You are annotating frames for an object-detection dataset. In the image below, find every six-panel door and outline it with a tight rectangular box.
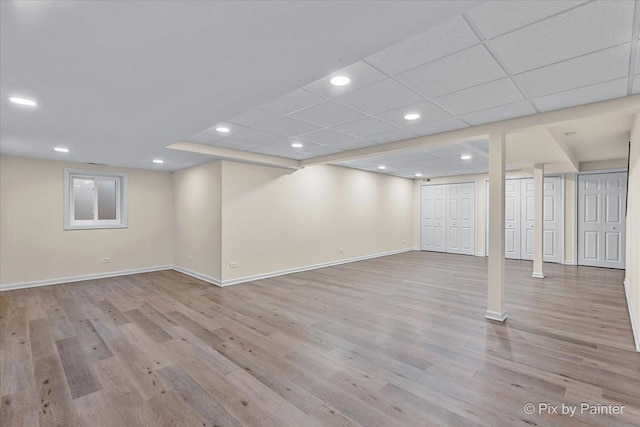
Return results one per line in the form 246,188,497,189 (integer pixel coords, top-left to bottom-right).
578,172,627,269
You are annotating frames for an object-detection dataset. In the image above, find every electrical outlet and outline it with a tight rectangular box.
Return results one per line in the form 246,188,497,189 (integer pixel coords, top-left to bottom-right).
402,240,406,245
100,257,110,263
187,255,192,263
338,248,344,254
230,262,239,269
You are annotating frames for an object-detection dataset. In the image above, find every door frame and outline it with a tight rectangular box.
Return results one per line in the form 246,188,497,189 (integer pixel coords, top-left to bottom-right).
484,175,564,263
420,181,476,255
575,168,628,268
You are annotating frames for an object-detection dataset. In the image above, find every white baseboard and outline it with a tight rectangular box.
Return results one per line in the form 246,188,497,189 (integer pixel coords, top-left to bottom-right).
220,248,415,287
623,277,640,352
485,310,508,322
0,265,172,292
476,251,485,257
564,259,577,265
172,266,222,287
531,272,545,279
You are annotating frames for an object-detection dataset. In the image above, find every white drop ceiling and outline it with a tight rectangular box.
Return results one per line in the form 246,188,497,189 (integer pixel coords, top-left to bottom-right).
2,0,639,176
182,0,640,178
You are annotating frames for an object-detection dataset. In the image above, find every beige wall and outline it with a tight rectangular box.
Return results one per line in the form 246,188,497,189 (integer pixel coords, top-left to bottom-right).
220,161,413,281
564,173,577,264
0,156,173,286
172,160,222,280
626,114,640,350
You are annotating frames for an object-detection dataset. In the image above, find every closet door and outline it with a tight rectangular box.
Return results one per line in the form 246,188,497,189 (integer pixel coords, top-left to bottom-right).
421,185,446,252
504,180,521,259
542,177,562,263
578,172,627,269
446,183,475,255
520,179,535,260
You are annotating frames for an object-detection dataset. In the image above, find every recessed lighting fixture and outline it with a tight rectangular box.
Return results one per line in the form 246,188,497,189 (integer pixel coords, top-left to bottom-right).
460,155,472,160
215,126,230,133
9,97,37,107
378,165,387,170
563,132,577,137
415,173,422,177
152,159,164,164
330,76,351,87
291,142,303,148
53,147,69,153
404,113,420,121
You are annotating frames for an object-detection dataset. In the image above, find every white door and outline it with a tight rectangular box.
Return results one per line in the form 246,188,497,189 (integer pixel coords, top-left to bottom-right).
542,177,562,264
504,180,521,259
421,185,446,252
446,183,475,255
421,183,475,255
578,172,627,269
520,179,535,260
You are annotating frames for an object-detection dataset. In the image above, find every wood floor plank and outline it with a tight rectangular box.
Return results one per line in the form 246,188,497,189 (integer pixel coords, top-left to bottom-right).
55,337,103,399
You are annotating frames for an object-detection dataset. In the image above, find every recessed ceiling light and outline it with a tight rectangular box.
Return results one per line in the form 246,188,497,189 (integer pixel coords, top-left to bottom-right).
9,97,37,106
330,76,351,86
215,126,230,133
563,132,577,137
415,173,422,177
404,113,420,121
53,147,69,153
460,155,472,160
378,165,387,170
291,142,303,148
152,159,164,164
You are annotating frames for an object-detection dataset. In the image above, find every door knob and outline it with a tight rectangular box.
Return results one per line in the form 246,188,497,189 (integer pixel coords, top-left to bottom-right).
611,226,616,230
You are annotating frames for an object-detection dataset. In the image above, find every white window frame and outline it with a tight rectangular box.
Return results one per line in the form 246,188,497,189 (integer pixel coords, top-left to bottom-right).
64,169,128,230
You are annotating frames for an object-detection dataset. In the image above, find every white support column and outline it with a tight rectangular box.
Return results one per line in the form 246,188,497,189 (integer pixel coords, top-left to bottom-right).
532,164,545,278
486,131,507,322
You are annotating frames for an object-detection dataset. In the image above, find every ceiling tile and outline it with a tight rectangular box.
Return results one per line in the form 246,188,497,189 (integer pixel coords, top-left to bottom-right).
532,78,629,112
487,0,635,74
209,138,262,151
300,145,344,157
514,43,631,98
434,78,524,115
256,116,321,137
331,117,397,138
260,140,323,152
186,131,223,144
395,45,506,98
366,129,419,144
289,101,366,127
375,100,452,128
232,128,283,145
226,108,281,128
634,75,640,94
365,16,480,75
334,79,424,115
635,44,640,73
467,1,588,39
407,117,468,136
303,61,387,98
261,89,324,115
299,129,358,145
459,100,536,126
331,139,377,151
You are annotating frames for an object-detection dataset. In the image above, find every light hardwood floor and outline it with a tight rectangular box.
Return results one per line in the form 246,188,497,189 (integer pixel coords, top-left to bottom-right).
1,251,639,427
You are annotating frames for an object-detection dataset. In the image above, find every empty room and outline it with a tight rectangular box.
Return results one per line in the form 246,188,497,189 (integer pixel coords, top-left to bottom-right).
2,1,640,426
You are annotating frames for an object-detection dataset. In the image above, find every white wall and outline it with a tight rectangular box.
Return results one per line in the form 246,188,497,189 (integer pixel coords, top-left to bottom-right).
172,160,222,281
0,156,173,287
220,161,414,281
626,114,640,351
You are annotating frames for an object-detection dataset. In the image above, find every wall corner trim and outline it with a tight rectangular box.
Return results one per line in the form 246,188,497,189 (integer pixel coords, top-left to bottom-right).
172,266,222,287
623,278,640,352
0,265,172,292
